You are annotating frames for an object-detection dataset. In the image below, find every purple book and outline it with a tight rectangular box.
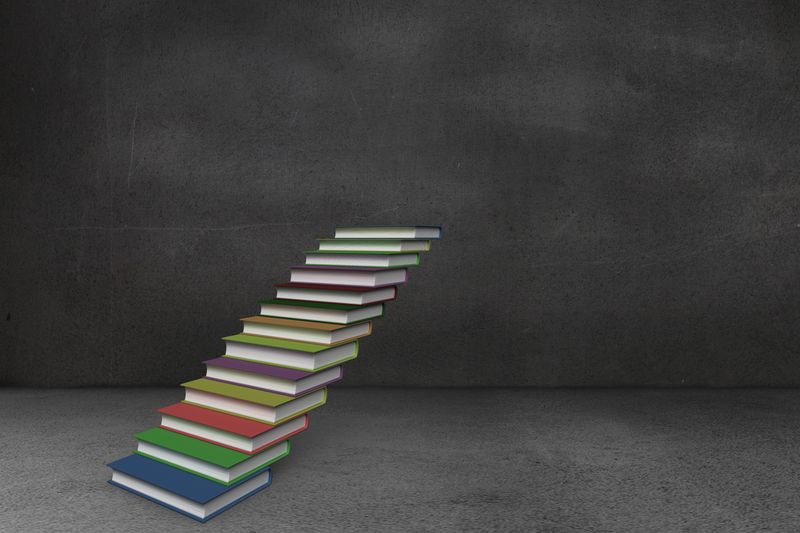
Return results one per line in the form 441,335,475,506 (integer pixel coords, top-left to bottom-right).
203,357,344,396
289,265,408,288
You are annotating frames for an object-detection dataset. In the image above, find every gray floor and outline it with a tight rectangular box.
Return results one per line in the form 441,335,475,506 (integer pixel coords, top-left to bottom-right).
1,388,799,532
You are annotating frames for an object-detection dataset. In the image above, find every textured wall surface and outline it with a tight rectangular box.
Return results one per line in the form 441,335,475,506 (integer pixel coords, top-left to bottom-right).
2,1,799,386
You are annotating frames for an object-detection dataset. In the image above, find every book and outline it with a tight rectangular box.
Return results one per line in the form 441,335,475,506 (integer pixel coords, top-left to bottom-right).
290,265,407,287
159,403,308,454
240,315,372,345
317,239,431,252
182,378,328,424
135,427,290,485
304,251,420,268
274,283,397,305
260,299,383,324
205,357,343,395
223,333,358,371
108,454,271,522
334,226,441,239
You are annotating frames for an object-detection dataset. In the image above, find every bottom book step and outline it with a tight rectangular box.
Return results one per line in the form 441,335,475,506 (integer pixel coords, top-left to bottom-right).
108,454,271,522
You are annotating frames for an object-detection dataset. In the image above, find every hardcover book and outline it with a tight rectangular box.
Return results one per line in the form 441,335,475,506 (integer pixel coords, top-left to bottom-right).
333,226,442,239
259,299,384,324
317,239,431,252
158,403,309,454
182,378,328,424
290,265,408,287
205,357,343,395
108,454,272,522
274,282,398,305
304,251,420,268
223,333,358,371
135,427,290,485
240,315,372,345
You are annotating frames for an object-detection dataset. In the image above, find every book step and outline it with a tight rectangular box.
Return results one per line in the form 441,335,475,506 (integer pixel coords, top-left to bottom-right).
108,454,272,522
204,358,343,396
239,315,372,345
181,378,328,425
158,403,309,454
135,427,290,485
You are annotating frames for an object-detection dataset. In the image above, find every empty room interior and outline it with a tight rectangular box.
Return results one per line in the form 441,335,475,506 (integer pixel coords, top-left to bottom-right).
2,2,799,531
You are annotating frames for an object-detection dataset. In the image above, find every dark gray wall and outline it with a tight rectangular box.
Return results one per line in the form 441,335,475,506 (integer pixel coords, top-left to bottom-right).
2,1,799,386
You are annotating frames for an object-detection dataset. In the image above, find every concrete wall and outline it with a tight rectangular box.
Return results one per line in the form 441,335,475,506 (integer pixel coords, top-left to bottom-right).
2,1,799,386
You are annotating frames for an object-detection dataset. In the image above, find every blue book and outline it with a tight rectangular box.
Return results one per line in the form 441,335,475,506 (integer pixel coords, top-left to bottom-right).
108,454,271,522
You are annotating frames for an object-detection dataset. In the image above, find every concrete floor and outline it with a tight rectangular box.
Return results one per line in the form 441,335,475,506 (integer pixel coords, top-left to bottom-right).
1,388,799,532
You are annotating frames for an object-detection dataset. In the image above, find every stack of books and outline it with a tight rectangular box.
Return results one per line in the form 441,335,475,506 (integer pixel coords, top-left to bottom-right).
107,225,442,521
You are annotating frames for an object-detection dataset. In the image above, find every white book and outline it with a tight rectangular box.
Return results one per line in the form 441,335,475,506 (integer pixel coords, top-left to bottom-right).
290,266,407,287
224,337,358,370
318,239,430,252
334,226,441,239
159,413,308,454
136,440,289,485
241,317,371,345
259,301,382,325
205,365,343,396
275,285,395,305
305,252,418,268
183,387,326,425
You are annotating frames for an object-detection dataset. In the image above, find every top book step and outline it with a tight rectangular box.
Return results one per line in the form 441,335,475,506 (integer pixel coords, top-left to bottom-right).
334,226,441,239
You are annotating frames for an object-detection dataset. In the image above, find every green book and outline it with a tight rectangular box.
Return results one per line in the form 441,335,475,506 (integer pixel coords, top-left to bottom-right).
135,427,291,485
222,333,346,353
136,428,251,468
223,334,359,371
182,378,295,406
182,378,328,424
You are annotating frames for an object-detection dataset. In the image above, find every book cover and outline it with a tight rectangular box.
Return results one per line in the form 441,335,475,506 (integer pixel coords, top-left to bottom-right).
333,226,442,239
135,428,291,484
182,380,328,424
304,251,420,268
305,249,422,255
108,454,271,523
158,402,285,436
204,358,317,380
159,404,309,454
240,315,373,332
206,357,344,382
291,265,407,273
316,238,431,252
260,299,384,312
223,333,357,353
136,427,255,468
182,378,298,407
275,282,399,296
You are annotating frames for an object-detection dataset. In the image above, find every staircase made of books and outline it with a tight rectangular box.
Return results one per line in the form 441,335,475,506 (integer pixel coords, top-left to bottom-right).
107,226,441,521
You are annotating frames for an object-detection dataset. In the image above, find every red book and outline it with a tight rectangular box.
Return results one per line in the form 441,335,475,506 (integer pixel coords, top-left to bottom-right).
157,402,309,454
